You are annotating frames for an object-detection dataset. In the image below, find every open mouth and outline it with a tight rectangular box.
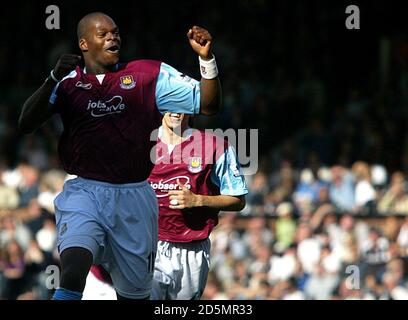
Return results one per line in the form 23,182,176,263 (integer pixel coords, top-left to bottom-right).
106,44,119,53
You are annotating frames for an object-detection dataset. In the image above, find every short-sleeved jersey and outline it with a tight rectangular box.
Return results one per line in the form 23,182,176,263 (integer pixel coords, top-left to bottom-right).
148,128,248,242
50,60,201,183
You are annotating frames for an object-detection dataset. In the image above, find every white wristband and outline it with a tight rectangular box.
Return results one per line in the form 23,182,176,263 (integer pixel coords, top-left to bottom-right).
199,55,218,79
50,70,60,83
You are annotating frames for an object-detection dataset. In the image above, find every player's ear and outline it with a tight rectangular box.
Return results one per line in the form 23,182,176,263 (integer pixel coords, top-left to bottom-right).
79,38,88,52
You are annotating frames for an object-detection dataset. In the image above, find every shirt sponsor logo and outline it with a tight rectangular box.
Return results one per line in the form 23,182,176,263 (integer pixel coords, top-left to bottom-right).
87,95,126,117
75,81,92,89
150,176,191,197
120,75,136,89
188,157,202,173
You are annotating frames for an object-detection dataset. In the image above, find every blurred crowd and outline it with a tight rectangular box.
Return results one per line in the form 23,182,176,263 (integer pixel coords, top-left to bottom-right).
204,163,408,300
0,164,66,299
1,0,408,300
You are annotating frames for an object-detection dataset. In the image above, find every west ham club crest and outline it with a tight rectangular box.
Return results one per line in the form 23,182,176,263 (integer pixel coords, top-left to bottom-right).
120,75,136,89
188,157,202,173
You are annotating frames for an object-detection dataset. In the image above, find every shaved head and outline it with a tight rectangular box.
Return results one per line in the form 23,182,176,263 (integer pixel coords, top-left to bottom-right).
77,12,114,40
76,12,121,74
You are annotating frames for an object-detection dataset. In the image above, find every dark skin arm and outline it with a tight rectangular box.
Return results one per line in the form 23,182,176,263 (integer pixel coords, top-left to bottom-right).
187,26,222,115
18,54,81,134
20,27,220,133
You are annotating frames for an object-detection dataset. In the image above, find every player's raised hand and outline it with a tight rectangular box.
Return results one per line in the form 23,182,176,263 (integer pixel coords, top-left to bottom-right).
53,54,81,80
187,26,213,60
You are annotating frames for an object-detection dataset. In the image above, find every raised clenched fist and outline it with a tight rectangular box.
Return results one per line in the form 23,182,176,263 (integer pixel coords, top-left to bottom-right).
187,26,213,60
53,54,81,80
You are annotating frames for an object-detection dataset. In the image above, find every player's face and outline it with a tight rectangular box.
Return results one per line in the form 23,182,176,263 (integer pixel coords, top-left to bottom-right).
82,17,121,67
163,113,190,131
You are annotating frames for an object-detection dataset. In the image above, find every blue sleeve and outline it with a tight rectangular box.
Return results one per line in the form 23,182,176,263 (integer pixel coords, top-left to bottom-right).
211,145,249,196
155,63,201,115
49,83,60,105
49,70,77,106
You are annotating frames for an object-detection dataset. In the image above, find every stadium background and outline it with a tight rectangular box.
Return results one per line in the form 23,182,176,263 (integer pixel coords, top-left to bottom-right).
1,0,408,299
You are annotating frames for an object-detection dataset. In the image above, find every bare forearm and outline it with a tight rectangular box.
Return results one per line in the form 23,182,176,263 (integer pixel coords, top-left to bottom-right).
187,26,221,115
195,194,245,211
200,77,221,115
19,78,56,134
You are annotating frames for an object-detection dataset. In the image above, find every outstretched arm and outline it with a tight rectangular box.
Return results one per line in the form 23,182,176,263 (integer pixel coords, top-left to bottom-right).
18,54,81,134
187,26,221,115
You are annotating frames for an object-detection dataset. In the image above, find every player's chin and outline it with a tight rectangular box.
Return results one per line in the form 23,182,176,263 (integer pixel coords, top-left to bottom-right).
104,52,120,65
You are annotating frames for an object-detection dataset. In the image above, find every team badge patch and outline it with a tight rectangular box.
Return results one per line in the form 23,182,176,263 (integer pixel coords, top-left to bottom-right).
188,157,202,173
120,75,136,89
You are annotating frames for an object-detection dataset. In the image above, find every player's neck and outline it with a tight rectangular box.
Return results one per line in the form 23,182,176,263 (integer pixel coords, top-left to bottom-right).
84,61,117,74
161,125,190,146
